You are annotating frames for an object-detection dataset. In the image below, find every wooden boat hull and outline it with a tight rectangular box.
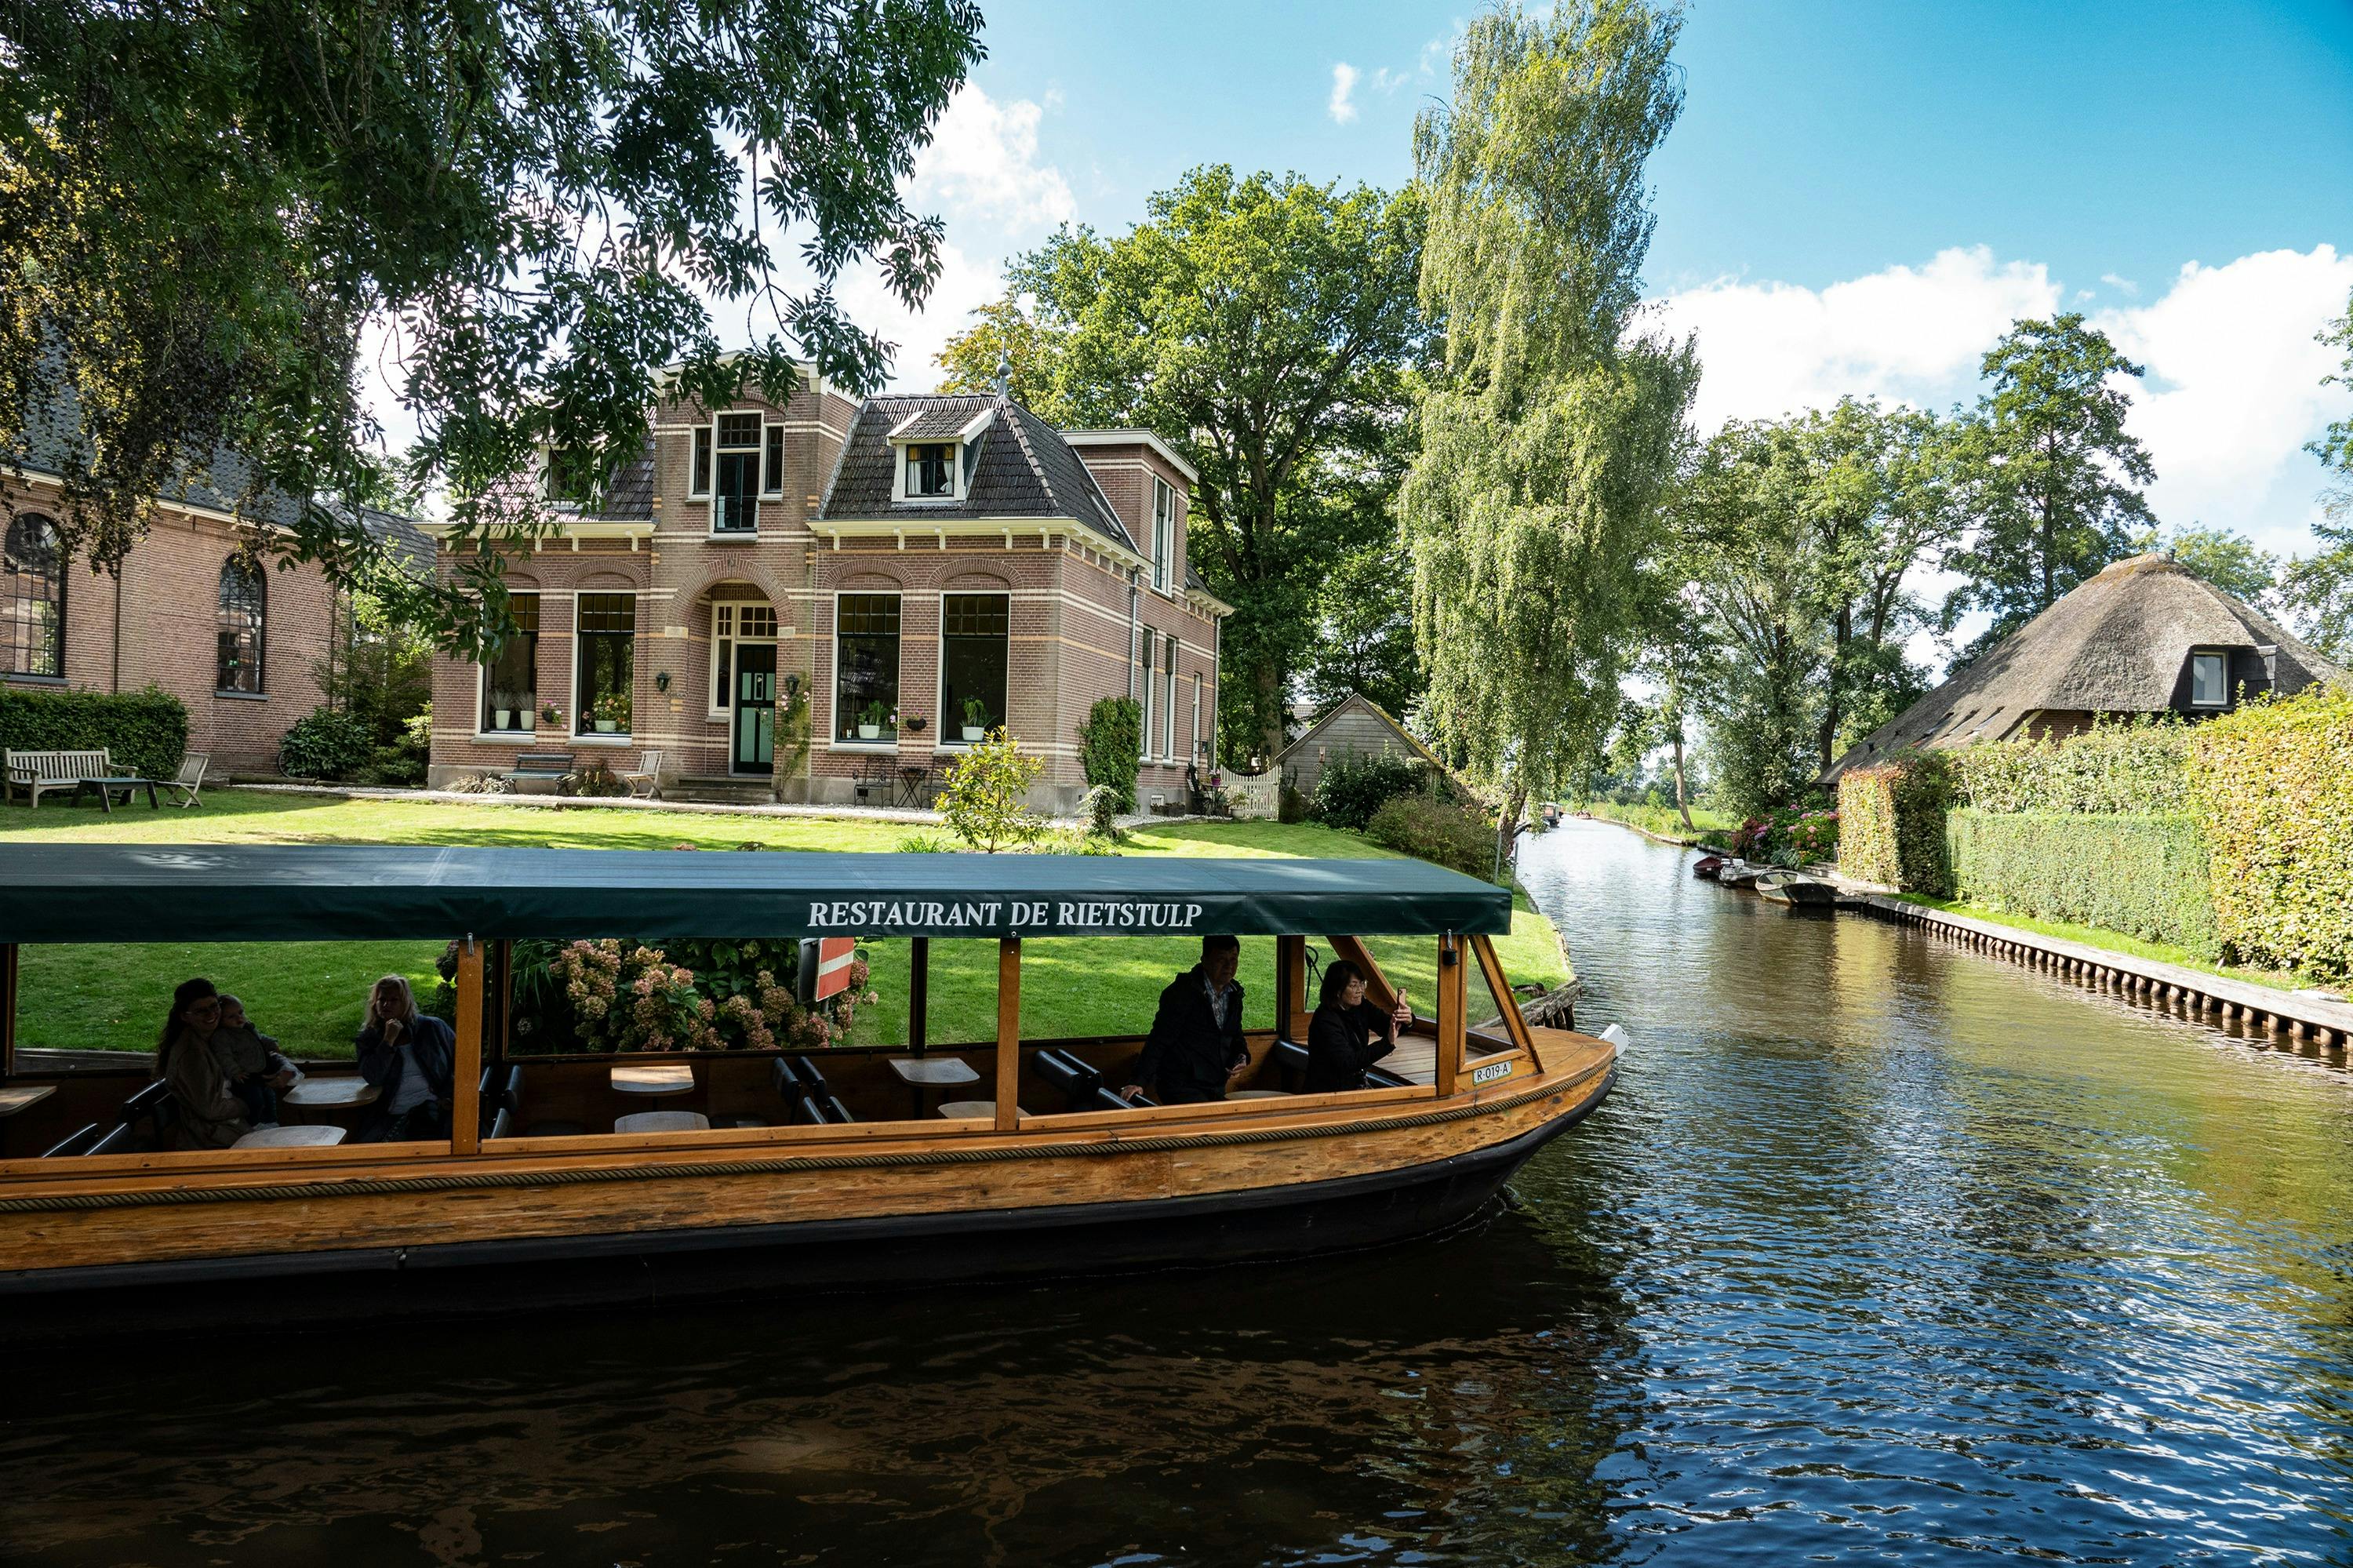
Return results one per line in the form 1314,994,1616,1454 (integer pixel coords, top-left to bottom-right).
0,1050,1616,1330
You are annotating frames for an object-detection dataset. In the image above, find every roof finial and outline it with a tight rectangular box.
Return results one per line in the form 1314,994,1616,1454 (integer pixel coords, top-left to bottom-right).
994,352,1012,399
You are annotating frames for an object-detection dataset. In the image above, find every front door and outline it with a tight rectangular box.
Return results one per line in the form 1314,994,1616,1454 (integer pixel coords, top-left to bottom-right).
733,646,776,773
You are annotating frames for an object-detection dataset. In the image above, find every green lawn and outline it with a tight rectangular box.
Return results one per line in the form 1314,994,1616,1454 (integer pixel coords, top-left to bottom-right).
1891,893,2312,993
1576,799,1738,846
5,790,1572,1057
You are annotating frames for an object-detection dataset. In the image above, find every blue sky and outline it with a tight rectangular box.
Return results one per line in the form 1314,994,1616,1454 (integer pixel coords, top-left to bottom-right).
830,0,2353,572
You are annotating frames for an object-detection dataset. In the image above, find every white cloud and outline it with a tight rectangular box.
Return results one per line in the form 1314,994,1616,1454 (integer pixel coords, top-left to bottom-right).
1329,62,1360,124
906,84,1075,231
1653,246,2060,433
2097,245,2353,556
1649,242,2353,562
833,238,1009,395
2100,271,2139,296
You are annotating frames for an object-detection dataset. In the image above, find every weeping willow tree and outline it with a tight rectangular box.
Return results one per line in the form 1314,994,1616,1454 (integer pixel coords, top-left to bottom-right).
1402,1,1698,862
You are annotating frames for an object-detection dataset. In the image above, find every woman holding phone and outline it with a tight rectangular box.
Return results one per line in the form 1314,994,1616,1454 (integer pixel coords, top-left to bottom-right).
1304,959,1413,1094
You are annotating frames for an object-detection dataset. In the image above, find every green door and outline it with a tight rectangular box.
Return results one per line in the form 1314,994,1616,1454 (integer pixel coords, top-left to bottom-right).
733,646,776,773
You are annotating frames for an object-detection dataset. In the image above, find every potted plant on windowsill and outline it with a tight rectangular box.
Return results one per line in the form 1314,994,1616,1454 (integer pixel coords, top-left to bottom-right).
539,700,563,731
591,690,631,733
493,708,514,730
856,700,889,741
520,706,536,731
960,697,989,744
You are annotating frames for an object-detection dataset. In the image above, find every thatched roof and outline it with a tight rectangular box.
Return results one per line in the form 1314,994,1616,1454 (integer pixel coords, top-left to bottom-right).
1824,554,2344,780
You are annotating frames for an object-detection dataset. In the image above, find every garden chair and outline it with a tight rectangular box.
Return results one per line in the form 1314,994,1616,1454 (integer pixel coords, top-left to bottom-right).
618,750,664,799
162,752,209,809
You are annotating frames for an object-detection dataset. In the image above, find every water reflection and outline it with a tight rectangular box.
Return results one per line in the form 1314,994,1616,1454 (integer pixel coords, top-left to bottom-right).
5,819,2351,1565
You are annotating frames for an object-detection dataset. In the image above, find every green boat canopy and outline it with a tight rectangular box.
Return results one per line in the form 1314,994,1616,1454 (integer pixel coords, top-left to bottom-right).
0,845,1513,944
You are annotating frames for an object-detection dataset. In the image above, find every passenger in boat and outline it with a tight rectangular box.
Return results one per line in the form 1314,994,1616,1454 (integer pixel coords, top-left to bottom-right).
1123,934,1249,1104
354,975,456,1142
154,978,250,1150
1304,959,1412,1093
209,994,294,1129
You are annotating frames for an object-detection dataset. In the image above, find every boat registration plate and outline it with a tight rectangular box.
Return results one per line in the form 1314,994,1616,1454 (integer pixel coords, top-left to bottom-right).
1471,1060,1514,1085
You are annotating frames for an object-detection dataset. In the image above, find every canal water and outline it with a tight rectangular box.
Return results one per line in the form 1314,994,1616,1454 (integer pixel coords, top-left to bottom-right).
7,818,2352,1565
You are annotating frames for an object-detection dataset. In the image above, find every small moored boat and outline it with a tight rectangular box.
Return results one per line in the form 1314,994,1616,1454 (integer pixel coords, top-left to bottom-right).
1692,854,1726,880
0,846,1617,1326
1714,860,1765,889
1754,869,1837,908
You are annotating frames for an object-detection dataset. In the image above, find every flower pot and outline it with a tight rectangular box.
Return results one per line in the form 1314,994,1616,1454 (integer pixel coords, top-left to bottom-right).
521,711,535,731
595,719,618,733
962,726,984,743
856,724,880,740
494,709,512,730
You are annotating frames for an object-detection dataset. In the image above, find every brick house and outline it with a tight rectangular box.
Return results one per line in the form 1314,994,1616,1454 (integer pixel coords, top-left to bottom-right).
426,368,1230,810
3,430,431,774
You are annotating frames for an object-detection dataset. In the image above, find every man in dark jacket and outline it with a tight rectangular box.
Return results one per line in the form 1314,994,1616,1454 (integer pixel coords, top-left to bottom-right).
1123,934,1248,1104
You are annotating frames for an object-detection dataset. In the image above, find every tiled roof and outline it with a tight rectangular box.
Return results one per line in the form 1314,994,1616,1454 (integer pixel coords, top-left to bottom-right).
586,438,655,520
886,408,980,442
818,393,1138,553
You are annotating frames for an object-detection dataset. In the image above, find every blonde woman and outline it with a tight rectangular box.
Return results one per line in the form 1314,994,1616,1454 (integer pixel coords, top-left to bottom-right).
354,974,456,1142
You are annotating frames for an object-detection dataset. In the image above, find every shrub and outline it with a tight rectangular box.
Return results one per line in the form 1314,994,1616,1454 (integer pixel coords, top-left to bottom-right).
939,728,1046,852
1953,716,2192,815
897,830,955,853
1035,827,1119,855
2187,684,2353,980
558,759,630,797
0,685,187,781
278,708,373,780
1310,751,1425,831
1078,782,1123,842
1949,809,2219,957
1367,792,1497,880
1076,697,1142,811
446,771,515,795
1838,751,1954,893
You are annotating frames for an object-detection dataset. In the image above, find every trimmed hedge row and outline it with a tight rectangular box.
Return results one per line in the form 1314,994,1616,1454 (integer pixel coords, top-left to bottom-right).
1837,752,1954,893
2188,683,2353,980
1954,719,2192,815
1947,809,2219,959
0,686,188,782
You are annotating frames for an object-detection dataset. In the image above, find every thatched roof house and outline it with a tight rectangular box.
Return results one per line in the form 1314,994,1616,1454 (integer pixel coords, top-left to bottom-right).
1824,554,2343,780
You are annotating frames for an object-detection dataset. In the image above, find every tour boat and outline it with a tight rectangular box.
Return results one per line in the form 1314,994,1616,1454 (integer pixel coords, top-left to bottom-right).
0,846,1617,1325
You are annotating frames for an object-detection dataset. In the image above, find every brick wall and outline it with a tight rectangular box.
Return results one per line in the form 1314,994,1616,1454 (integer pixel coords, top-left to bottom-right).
4,480,336,774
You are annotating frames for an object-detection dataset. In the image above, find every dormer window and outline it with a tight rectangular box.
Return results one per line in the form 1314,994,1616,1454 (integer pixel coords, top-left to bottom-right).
887,406,994,503
907,442,955,498
544,447,600,508
2190,649,2228,707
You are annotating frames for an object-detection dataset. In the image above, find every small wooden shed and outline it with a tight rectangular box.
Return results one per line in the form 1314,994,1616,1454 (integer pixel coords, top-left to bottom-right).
1278,693,1448,801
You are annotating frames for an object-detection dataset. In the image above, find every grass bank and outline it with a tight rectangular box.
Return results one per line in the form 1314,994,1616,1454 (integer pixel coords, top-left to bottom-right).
1576,800,1738,847
1891,893,2314,995
4,790,1572,1057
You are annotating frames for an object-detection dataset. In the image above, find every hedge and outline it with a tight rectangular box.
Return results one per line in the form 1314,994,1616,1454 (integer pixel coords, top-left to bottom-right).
1837,751,1954,893
1947,809,2218,959
0,686,187,781
1076,697,1142,812
2187,683,2353,981
1952,718,2191,815
1366,792,1496,881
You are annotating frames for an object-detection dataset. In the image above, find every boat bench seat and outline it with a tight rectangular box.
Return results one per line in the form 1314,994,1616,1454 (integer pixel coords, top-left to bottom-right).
1270,1038,1409,1092
1035,1048,1146,1111
774,1056,854,1125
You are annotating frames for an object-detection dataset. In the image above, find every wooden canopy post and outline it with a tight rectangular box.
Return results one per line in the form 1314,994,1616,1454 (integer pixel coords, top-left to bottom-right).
0,943,15,1079
1469,933,1540,1066
993,937,1020,1133
1275,935,1308,1041
451,937,484,1155
1435,933,1464,1098
908,937,929,1053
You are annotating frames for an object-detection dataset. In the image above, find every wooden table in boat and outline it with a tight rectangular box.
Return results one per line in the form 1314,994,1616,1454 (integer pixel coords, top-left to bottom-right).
614,1110,709,1135
611,1063,696,1096
282,1079,380,1108
0,1084,55,1159
233,1125,347,1150
889,1056,980,1119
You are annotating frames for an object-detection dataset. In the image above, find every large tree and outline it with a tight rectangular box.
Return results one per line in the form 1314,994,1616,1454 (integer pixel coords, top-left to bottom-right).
1400,0,1697,856
1942,313,2155,654
2,0,983,649
937,167,1427,766
2281,297,2353,661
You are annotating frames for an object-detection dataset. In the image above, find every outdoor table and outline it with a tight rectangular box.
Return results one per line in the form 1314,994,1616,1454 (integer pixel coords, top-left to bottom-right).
896,764,934,808
614,1110,709,1135
0,1083,56,1159
888,1056,979,1119
611,1063,696,1096
936,1100,995,1121
233,1125,347,1149
77,776,160,813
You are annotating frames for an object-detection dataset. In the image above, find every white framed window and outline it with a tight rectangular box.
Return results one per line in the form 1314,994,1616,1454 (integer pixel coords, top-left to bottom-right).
835,592,902,744
574,593,636,736
689,427,711,497
712,413,762,533
1151,476,1176,592
939,593,1010,744
479,593,540,734
1191,671,1202,761
2190,649,2228,707
1139,628,1156,759
1163,635,1180,759
709,601,780,717
763,426,784,497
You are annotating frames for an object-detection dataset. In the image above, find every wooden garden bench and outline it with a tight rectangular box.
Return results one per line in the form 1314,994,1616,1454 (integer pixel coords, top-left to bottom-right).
3,748,112,809
507,751,575,792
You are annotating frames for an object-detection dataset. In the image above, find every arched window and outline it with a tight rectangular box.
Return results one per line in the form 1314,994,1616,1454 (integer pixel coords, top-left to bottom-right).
216,556,266,694
2,514,64,678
